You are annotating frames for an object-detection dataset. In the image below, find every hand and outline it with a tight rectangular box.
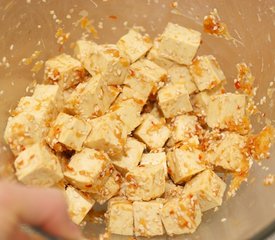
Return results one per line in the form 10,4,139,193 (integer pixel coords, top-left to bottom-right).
0,181,83,240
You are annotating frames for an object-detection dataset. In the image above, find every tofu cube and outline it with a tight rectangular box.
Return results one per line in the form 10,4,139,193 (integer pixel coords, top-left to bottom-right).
167,148,205,184
157,84,193,118
105,85,121,107
65,75,111,119
147,38,175,70
84,114,127,158
87,44,130,85
158,23,201,65
107,198,134,236
117,29,152,63
14,143,63,187
130,58,167,84
189,55,226,91
74,40,98,65
184,169,226,212
164,180,185,199
125,164,165,201
65,186,95,224
161,195,202,235
134,115,171,150
91,170,122,204
168,115,200,147
140,152,168,178
206,93,246,129
112,137,145,174
44,53,87,89
133,201,164,237
64,148,113,193
109,99,142,133
168,65,198,94
206,132,247,171
47,113,91,152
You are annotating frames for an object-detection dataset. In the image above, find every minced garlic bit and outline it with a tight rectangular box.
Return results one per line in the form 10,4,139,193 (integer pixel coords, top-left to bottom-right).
264,174,275,186
31,60,44,73
20,50,41,65
234,63,255,96
79,16,99,39
55,27,70,46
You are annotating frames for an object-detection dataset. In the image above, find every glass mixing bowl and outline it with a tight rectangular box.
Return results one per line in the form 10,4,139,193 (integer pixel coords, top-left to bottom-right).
0,0,274,239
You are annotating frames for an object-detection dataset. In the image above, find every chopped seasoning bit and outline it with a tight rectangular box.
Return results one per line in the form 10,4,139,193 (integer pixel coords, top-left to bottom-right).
234,63,255,96
66,14,72,19
109,15,118,20
31,60,44,73
55,27,70,46
171,1,178,8
37,25,41,29
264,174,274,186
26,0,31,3
9,44,14,50
79,16,99,39
20,50,41,65
221,218,227,222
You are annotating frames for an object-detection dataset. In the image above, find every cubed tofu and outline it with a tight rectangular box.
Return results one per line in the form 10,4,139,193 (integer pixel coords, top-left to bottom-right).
168,65,198,94
109,99,142,133
168,115,200,147
133,201,164,237
91,170,122,204
112,137,145,174
65,75,111,119
206,93,246,129
87,44,130,85
158,84,193,118
189,55,226,91
184,169,226,212
107,198,134,236
105,85,121,107
117,29,152,63
84,114,127,158
64,148,113,193
191,84,225,115
134,115,171,150
140,152,168,178
158,23,201,65
205,132,247,171
167,148,205,184
130,58,167,84
164,180,185,199
44,53,87,89
161,195,202,235
65,186,95,224
125,164,165,201
47,112,91,152
74,40,98,65
147,38,175,70
118,75,154,106
14,143,63,187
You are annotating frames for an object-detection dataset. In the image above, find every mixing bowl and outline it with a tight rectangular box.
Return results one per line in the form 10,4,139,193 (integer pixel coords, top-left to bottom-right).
0,0,274,239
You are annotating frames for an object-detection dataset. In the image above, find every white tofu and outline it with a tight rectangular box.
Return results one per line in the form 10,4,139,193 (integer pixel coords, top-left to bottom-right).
117,29,152,63
125,164,165,201
184,169,226,212
147,38,175,70
74,40,98,65
133,201,164,237
65,186,95,224
189,55,226,91
157,84,193,118
112,137,145,174
44,53,87,89
164,180,185,199
105,85,121,107
140,152,168,178
84,113,127,158
168,114,200,147
107,198,134,236
14,143,63,187
90,170,122,204
206,93,246,129
158,23,201,65
161,195,202,235
206,132,247,171
134,114,171,150
87,44,130,85
168,65,198,94
167,148,205,184
47,113,91,152
65,75,112,119
109,99,142,133
130,58,167,84
64,148,113,193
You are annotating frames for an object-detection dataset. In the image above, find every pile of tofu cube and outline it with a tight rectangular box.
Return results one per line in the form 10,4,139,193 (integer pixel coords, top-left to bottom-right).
4,22,251,237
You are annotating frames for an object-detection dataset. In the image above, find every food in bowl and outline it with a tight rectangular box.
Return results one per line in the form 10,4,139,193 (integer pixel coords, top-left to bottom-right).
3,21,274,237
